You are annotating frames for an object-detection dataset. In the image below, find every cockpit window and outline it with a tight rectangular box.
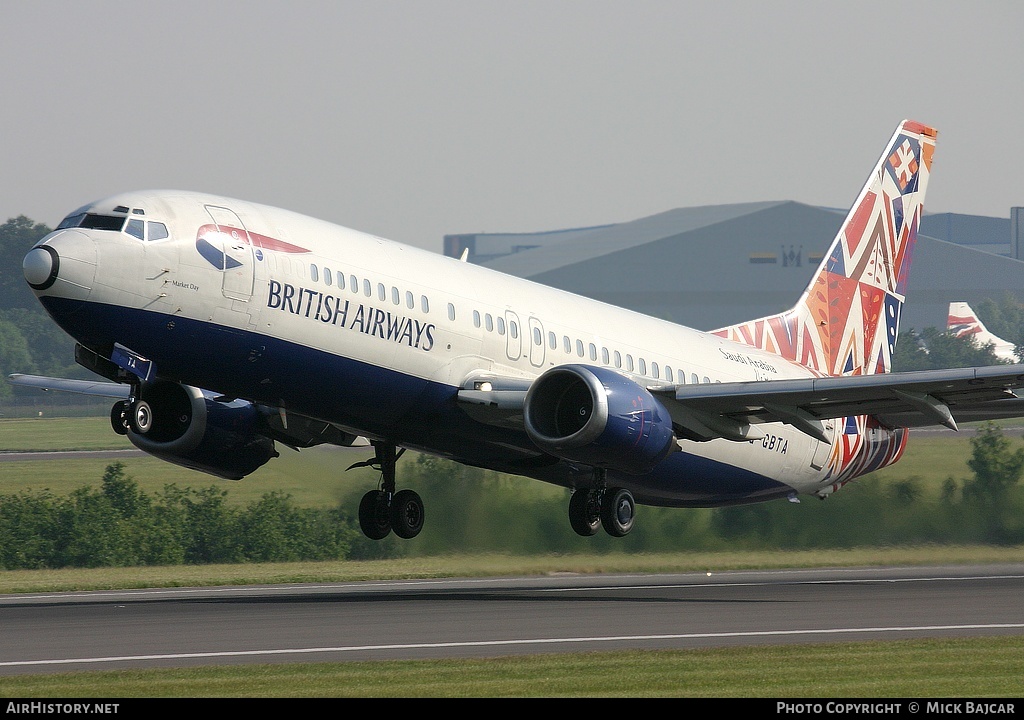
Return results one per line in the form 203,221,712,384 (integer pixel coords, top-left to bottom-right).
127,219,170,242
56,213,86,230
148,222,169,241
57,213,126,231
83,214,127,231
125,218,145,240
56,211,170,242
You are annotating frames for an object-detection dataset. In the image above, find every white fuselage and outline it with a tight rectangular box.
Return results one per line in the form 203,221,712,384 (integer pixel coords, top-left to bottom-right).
33,190,856,505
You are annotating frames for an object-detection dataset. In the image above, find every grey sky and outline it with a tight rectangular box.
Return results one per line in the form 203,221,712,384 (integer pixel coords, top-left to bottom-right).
2,1,1021,253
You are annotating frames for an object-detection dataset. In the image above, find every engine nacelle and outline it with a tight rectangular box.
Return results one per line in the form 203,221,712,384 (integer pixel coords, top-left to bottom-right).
523,364,677,475
123,381,277,480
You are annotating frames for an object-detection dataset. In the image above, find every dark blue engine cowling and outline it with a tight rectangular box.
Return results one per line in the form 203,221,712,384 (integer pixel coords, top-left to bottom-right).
125,381,277,480
523,364,677,475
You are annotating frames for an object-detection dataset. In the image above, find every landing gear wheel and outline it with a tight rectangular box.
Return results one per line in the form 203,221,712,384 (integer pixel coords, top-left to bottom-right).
358,490,392,540
601,488,635,537
130,400,154,435
110,401,128,435
353,442,423,540
568,490,601,537
390,489,424,539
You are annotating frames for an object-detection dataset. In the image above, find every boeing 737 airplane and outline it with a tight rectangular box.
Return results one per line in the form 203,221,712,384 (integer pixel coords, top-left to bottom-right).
12,120,1024,541
947,301,1019,363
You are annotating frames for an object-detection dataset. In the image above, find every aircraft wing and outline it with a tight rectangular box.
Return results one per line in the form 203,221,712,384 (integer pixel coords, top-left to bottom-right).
654,364,1024,443
457,365,1024,444
7,373,131,399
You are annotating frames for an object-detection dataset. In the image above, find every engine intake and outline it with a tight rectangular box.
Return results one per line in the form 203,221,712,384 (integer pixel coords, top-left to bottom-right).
524,364,676,474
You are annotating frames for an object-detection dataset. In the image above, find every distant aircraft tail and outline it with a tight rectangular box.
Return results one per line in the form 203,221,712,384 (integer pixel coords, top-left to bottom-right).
947,301,1017,362
714,120,937,376
947,302,989,338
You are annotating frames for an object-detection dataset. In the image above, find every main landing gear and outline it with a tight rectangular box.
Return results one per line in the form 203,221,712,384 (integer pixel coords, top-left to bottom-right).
568,469,635,538
351,442,424,540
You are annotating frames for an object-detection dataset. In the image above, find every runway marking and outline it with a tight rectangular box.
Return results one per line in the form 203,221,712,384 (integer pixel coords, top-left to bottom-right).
3,623,1024,668
535,574,1024,592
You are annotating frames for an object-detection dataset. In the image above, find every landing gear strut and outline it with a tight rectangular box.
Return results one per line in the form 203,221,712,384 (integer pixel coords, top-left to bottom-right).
353,442,424,540
568,469,635,538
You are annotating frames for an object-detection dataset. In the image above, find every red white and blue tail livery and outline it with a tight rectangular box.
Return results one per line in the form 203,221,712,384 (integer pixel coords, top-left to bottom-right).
947,302,1018,363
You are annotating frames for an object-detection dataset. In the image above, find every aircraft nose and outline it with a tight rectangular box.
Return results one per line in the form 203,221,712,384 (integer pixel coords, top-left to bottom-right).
23,245,60,290
23,229,96,300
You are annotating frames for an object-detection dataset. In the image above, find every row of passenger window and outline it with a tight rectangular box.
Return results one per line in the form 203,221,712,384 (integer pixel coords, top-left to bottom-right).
469,308,711,385
471,310,519,339
306,263,712,385
559,336,682,382
308,263,434,315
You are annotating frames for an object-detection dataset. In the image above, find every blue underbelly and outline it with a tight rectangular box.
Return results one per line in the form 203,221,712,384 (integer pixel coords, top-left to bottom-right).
40,296,791,507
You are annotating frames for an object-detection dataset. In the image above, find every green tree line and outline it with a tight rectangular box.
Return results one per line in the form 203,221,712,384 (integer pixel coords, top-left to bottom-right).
0,463,363,569
2,424,1022,570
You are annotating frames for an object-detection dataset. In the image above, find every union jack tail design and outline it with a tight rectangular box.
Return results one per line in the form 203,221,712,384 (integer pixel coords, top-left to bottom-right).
947,301,1018,362
714,120,937,377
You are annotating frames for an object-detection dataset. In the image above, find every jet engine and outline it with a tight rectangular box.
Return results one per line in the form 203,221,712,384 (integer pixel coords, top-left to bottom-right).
523,364,677,474
115,380,277,480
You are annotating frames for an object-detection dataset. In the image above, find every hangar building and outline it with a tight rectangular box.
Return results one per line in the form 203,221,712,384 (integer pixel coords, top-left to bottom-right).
443,204,1024,334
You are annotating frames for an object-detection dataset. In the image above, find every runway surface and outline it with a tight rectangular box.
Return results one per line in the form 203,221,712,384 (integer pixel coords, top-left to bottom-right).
1,564,1023,675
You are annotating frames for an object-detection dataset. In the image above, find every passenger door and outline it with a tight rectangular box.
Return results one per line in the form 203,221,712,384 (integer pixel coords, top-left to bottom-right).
205,205,255,301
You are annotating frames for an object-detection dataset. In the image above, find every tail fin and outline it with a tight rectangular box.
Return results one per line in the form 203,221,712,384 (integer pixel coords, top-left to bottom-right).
947,301,988,338
947,301,1017,362
714,119,936,376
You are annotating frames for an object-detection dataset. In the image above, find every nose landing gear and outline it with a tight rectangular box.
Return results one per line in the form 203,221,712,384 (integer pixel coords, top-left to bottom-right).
110,394,156,436
111,385,164,436
111,400,129,435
